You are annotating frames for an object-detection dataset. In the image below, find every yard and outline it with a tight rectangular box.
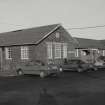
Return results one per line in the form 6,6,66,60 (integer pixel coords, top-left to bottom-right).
0,70,105,105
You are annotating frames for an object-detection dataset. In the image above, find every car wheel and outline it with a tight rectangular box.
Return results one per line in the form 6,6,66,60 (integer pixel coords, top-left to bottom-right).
40,72,46,78
94,67,98,71
77,68,82,72
17,69,23,76
53,72,60,77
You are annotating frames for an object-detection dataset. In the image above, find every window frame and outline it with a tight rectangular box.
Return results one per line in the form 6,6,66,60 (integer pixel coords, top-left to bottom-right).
63,43,67,58
46,42,53,59
75,49,79,57
103,50,105,56
54,42,62,59
5,47,12,60
21,46,29,60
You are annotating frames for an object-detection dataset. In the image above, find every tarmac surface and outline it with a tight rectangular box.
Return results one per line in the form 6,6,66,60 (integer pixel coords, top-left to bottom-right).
0,70,105,105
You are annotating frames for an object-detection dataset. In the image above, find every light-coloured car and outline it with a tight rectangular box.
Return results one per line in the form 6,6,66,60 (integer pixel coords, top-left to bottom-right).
94,60,105,70
16,61,62,78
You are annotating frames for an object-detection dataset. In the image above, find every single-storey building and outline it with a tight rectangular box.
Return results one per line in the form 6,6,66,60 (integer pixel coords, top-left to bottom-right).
74,37,105,63
0,24,77,76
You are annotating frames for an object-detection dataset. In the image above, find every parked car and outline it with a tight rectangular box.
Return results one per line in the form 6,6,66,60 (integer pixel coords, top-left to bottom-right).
16,60,62,78
94,60,105,70
97,56,105,62
61,59,95,72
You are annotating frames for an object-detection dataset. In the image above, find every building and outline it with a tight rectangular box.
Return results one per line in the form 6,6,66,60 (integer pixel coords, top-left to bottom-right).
0,24,76,76
74,37,105,63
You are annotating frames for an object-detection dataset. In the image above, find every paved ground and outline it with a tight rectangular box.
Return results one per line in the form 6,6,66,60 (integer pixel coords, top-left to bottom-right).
0,70,105,105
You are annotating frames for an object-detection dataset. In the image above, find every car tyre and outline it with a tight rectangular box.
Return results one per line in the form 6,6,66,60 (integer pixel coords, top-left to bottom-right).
40,72,46,78
77,68,82,72
53,72,60,77
94,67,98,71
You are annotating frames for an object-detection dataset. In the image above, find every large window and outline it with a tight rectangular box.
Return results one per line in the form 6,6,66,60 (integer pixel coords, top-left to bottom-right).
47,42,53,59
54,43,61,59
47,42,68,59
21,46,29,60
75,49,79,57
5,47,12,60
63,43,67,58
103,50,105,56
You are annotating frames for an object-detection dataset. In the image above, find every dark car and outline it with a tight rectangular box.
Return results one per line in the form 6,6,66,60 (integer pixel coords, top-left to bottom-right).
61,59,95,72
94,60,105,70
16,60,62,78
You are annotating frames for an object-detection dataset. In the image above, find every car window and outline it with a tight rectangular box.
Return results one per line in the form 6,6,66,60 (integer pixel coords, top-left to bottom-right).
68,60,74,64
68,60,77,64
34,60,45,66
79,60,85,64
67,60,85,64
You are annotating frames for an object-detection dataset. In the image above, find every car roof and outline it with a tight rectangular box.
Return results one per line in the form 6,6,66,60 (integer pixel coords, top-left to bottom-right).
69,59,82,61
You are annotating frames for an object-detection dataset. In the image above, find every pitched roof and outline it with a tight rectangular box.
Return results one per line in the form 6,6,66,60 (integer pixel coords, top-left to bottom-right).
0,24,60,46
100,40,105,46
74,37,105,49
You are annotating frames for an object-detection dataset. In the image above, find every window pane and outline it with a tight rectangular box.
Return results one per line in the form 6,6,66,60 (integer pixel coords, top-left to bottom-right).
55,43,61,59
75,49,79,57
103,50,105,56
5,47,12,60
47,43,52,59
21,46,29,59
63,43,67,58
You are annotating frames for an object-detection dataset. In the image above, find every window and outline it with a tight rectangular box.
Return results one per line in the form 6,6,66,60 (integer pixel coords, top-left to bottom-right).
97,50,100,54
5,47,12,60
63,43,67,58
54,43,61,59
103,50,105,56
21,46,29,60
81,50,86,56
47,42,52,59
55,32,60,38
75,49,79,57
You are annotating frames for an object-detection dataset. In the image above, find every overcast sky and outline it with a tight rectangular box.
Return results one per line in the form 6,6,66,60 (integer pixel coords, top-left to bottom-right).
0,0,105,40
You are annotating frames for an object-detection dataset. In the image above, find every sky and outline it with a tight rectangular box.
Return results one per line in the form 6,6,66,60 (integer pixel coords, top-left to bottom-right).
0,0,105,40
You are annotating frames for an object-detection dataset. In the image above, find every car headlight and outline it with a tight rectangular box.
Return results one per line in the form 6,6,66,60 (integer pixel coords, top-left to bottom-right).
47,67,50,70
59,68,63,72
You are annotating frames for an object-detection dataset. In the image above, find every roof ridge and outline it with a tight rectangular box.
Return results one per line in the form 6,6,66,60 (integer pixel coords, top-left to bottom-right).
35,24,61,44
0,24,60,35
0,24,61,46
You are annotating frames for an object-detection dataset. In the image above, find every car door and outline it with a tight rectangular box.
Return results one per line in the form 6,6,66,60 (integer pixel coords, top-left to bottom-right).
63,61,77,71
23,62,42,74
70,61,79,70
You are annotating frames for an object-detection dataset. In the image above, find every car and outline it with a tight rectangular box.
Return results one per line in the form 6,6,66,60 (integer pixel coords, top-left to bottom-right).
61,59,95,72
94,60,105,70
16,60,62,78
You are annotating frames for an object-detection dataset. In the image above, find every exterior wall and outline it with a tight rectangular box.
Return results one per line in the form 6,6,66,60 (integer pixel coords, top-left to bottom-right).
0,26,76,76
43,26,76,65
